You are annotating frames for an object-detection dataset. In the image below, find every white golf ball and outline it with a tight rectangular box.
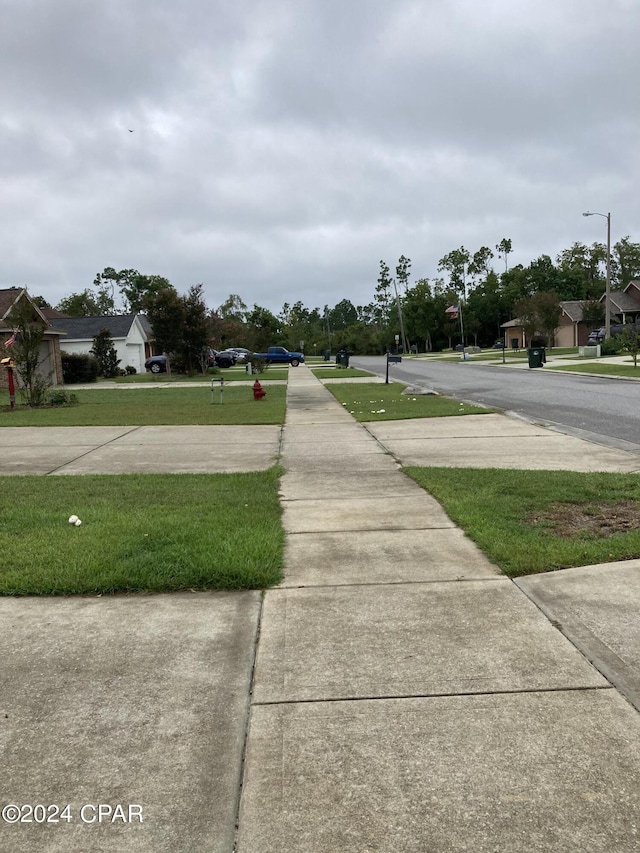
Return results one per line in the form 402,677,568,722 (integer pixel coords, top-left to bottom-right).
68,515,78,524
74,519,82,527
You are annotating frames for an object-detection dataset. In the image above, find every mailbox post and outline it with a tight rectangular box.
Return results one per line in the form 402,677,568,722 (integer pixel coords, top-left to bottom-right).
385,352,402,384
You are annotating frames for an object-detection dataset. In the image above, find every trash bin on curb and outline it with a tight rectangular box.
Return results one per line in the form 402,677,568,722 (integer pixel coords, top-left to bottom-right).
336,349,351,367
527,347,545,368
323,349,331,361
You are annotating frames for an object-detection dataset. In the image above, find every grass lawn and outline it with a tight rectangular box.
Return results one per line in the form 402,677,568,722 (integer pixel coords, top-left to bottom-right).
114,367,290,383
0,470,284,595
310,367,374,379
0,386,286,426
326,382,493,421
404,467,640,576
546,362,640,377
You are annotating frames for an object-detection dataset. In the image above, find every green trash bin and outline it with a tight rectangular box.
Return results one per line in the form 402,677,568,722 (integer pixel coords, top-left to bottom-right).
527,347,544,368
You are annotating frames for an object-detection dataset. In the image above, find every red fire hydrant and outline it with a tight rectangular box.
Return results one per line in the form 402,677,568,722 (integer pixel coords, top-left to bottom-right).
252,379,266,401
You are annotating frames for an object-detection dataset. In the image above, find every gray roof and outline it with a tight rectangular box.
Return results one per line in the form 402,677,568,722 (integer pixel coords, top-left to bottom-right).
560,301,585,322
52,314,142,340
605,291,640,313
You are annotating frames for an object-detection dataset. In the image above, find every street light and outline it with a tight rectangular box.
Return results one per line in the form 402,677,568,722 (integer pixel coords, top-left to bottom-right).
582,211,611,339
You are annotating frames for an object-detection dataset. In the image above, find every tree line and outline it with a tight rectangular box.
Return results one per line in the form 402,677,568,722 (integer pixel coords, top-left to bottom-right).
43,235,640,360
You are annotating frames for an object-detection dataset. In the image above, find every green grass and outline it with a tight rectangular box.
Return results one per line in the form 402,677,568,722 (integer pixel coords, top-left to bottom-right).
0,470,285,595
403,467,640,576
326,382,493,421
0,386,286,426
310,367,374,379
546,362,640,377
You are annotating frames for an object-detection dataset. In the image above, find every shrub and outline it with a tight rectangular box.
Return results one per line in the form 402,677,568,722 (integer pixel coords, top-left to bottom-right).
250,356,269,374
61,352,99,384
49,390,79,406
125,365,137,375
600,336,624,356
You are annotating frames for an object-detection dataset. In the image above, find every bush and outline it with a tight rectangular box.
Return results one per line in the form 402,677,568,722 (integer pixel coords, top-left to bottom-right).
49,390,79,407
61,352,99,384
125,365,137,375
250,356,269,374
600,336,624,356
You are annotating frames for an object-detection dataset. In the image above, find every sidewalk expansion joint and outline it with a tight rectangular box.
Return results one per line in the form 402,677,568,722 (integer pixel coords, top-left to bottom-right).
45,425,143,475
231,589,266,851
275,577,507,590
514,578,640,715
251,684,613,708
286,525,457,535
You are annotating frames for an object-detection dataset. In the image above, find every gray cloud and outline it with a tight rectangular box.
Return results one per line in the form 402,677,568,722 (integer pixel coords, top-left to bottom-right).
1,0,638,314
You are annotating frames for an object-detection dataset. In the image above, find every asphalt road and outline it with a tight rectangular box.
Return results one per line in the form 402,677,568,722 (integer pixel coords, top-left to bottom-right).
352,355,640,453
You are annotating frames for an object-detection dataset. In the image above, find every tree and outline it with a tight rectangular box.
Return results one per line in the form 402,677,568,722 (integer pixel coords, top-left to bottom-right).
244,305,280,352
514,291,561,347
181,284,210,373
469,247,494,284
613,237,640,288
56,288,114,317
619,327,640,367
90,328,121,378
93,267,174,314
581,299,605,331
395,255,412,294
329,299,358,331
373,260,394,327
143,287,185,375
438,247,471,299
496,238,513,272
4,300,51,406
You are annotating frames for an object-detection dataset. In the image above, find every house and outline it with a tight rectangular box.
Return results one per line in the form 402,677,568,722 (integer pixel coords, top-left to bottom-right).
556,301,591,348
0,287,65,391
503,282,640,348
602,281,640,325
52,314,154,374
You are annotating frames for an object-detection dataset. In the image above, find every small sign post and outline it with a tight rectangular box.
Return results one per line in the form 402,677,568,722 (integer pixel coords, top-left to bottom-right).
211,377,224,404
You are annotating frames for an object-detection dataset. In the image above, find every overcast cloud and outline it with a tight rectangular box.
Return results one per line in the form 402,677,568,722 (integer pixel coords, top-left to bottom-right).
1,0,638,314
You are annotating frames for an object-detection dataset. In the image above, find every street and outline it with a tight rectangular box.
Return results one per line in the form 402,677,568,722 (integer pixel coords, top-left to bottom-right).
352,356,640,452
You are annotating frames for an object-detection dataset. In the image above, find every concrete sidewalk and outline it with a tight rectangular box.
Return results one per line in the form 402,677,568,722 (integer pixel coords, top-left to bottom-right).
236,365,640,852
3,366,640,851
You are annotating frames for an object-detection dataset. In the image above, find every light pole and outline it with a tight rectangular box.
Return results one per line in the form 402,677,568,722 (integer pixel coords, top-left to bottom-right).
582,211,611,339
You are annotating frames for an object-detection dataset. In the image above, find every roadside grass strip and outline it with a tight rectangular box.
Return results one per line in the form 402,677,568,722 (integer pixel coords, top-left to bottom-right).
326,382,492,421
0,386,286,426
404,467,640,576
0,470,284,595
309,367,374,379
546,362,640,377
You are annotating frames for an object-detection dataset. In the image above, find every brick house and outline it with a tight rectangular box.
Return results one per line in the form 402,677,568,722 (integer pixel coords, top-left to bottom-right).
0,288,65,391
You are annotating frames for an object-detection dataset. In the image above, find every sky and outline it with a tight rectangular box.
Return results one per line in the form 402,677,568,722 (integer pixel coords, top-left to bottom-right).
1,0,639,316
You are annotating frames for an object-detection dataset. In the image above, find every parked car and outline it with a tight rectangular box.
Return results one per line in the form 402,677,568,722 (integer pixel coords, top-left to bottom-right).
145,351,236,373
208,349,236,368
145,355,169,374
225,347,250,362
587,324,638,345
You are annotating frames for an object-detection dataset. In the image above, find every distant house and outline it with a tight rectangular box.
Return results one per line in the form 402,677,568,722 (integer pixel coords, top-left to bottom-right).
602,281,640,325
503,283,640,349
556,301,591,348
0,287,65,390
53,314,154,374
